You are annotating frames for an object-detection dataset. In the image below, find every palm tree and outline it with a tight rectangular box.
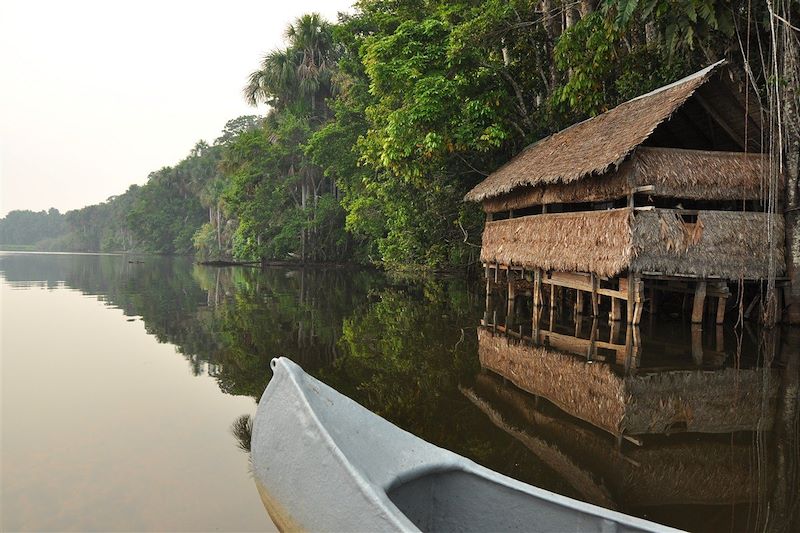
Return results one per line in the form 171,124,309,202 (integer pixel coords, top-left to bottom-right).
243,13,335,119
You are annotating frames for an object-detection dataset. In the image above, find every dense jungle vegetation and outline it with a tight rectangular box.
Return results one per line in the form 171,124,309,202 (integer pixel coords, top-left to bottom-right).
2,0,795,270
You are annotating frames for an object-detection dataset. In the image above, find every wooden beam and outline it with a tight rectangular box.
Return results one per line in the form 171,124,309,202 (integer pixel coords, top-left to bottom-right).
694,93,747,150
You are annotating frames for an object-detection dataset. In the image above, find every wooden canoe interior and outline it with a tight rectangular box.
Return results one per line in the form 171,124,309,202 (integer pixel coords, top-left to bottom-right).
387,470,650,532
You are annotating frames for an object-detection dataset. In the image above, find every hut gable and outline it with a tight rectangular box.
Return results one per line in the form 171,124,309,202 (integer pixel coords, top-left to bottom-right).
465,61,725,203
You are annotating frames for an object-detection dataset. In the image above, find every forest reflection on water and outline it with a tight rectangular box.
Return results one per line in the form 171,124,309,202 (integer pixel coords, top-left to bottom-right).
1,252,797,533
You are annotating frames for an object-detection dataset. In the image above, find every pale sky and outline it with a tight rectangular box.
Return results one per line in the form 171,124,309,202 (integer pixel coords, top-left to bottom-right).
0,0,354,217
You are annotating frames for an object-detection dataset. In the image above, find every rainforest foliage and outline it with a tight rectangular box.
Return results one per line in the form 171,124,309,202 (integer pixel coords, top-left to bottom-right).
4,0,791,268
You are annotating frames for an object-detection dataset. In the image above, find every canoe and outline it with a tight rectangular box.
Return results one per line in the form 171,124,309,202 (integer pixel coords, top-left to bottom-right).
251,357,681,532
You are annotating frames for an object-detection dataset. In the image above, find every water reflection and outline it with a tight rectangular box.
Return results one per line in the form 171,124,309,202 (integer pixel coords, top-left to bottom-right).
2,252,797,532
476,285,799,532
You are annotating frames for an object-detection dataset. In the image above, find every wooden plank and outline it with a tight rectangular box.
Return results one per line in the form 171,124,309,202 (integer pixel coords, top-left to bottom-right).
692,281,707,324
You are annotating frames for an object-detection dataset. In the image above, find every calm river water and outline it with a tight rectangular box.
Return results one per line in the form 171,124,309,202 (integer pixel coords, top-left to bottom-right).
1,252,797,532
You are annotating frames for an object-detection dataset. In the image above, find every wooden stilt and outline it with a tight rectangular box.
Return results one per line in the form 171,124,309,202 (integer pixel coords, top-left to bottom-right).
692,281,707,324
632,278,644,325
626,273,635,324
532,305,541,342
610,297,622,322
587,318,598,360
506,272,515,330
691,324,703,365
609,319,620,344
715,295,727,324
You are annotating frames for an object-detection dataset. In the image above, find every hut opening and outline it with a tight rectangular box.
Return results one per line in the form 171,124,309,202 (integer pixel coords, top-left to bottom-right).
466,60,786,326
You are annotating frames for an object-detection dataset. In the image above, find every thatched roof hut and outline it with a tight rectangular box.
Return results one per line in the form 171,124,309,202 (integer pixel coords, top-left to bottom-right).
466,61,785,281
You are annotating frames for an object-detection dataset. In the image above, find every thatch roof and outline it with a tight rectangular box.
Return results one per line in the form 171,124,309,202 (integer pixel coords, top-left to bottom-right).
465,61,725,203
634,147,769,200
480,147,769,212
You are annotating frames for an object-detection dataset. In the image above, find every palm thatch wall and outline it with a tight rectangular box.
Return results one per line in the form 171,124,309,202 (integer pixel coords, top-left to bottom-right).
480,208,634,278
480,208,784,279
631,209,785,279
477,328,780,437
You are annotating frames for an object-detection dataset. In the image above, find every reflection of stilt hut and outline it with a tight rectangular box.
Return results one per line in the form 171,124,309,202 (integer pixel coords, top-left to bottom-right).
476,327,780,439
465,61,784,325
462,372,767,511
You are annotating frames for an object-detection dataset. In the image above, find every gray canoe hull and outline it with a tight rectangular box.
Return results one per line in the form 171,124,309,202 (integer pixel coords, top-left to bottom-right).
251,358,680,532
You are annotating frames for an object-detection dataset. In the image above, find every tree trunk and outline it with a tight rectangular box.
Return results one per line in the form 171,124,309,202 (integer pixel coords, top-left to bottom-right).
216,205,222,251
782,28,800,324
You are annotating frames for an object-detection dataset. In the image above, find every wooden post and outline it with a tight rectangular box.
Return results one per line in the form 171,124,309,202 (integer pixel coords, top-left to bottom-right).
692,281,707,324
549,280,556,308
587,318,598,360
591,273,599,317
626,273,635,324
610,297,622,322
532,305,541,342
575,290,584,315
715,295,727,324
715,324,724,352
506,270,515,329
691,324,703,365
609,319,620,344
533,269,542,308
632,278,644,325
